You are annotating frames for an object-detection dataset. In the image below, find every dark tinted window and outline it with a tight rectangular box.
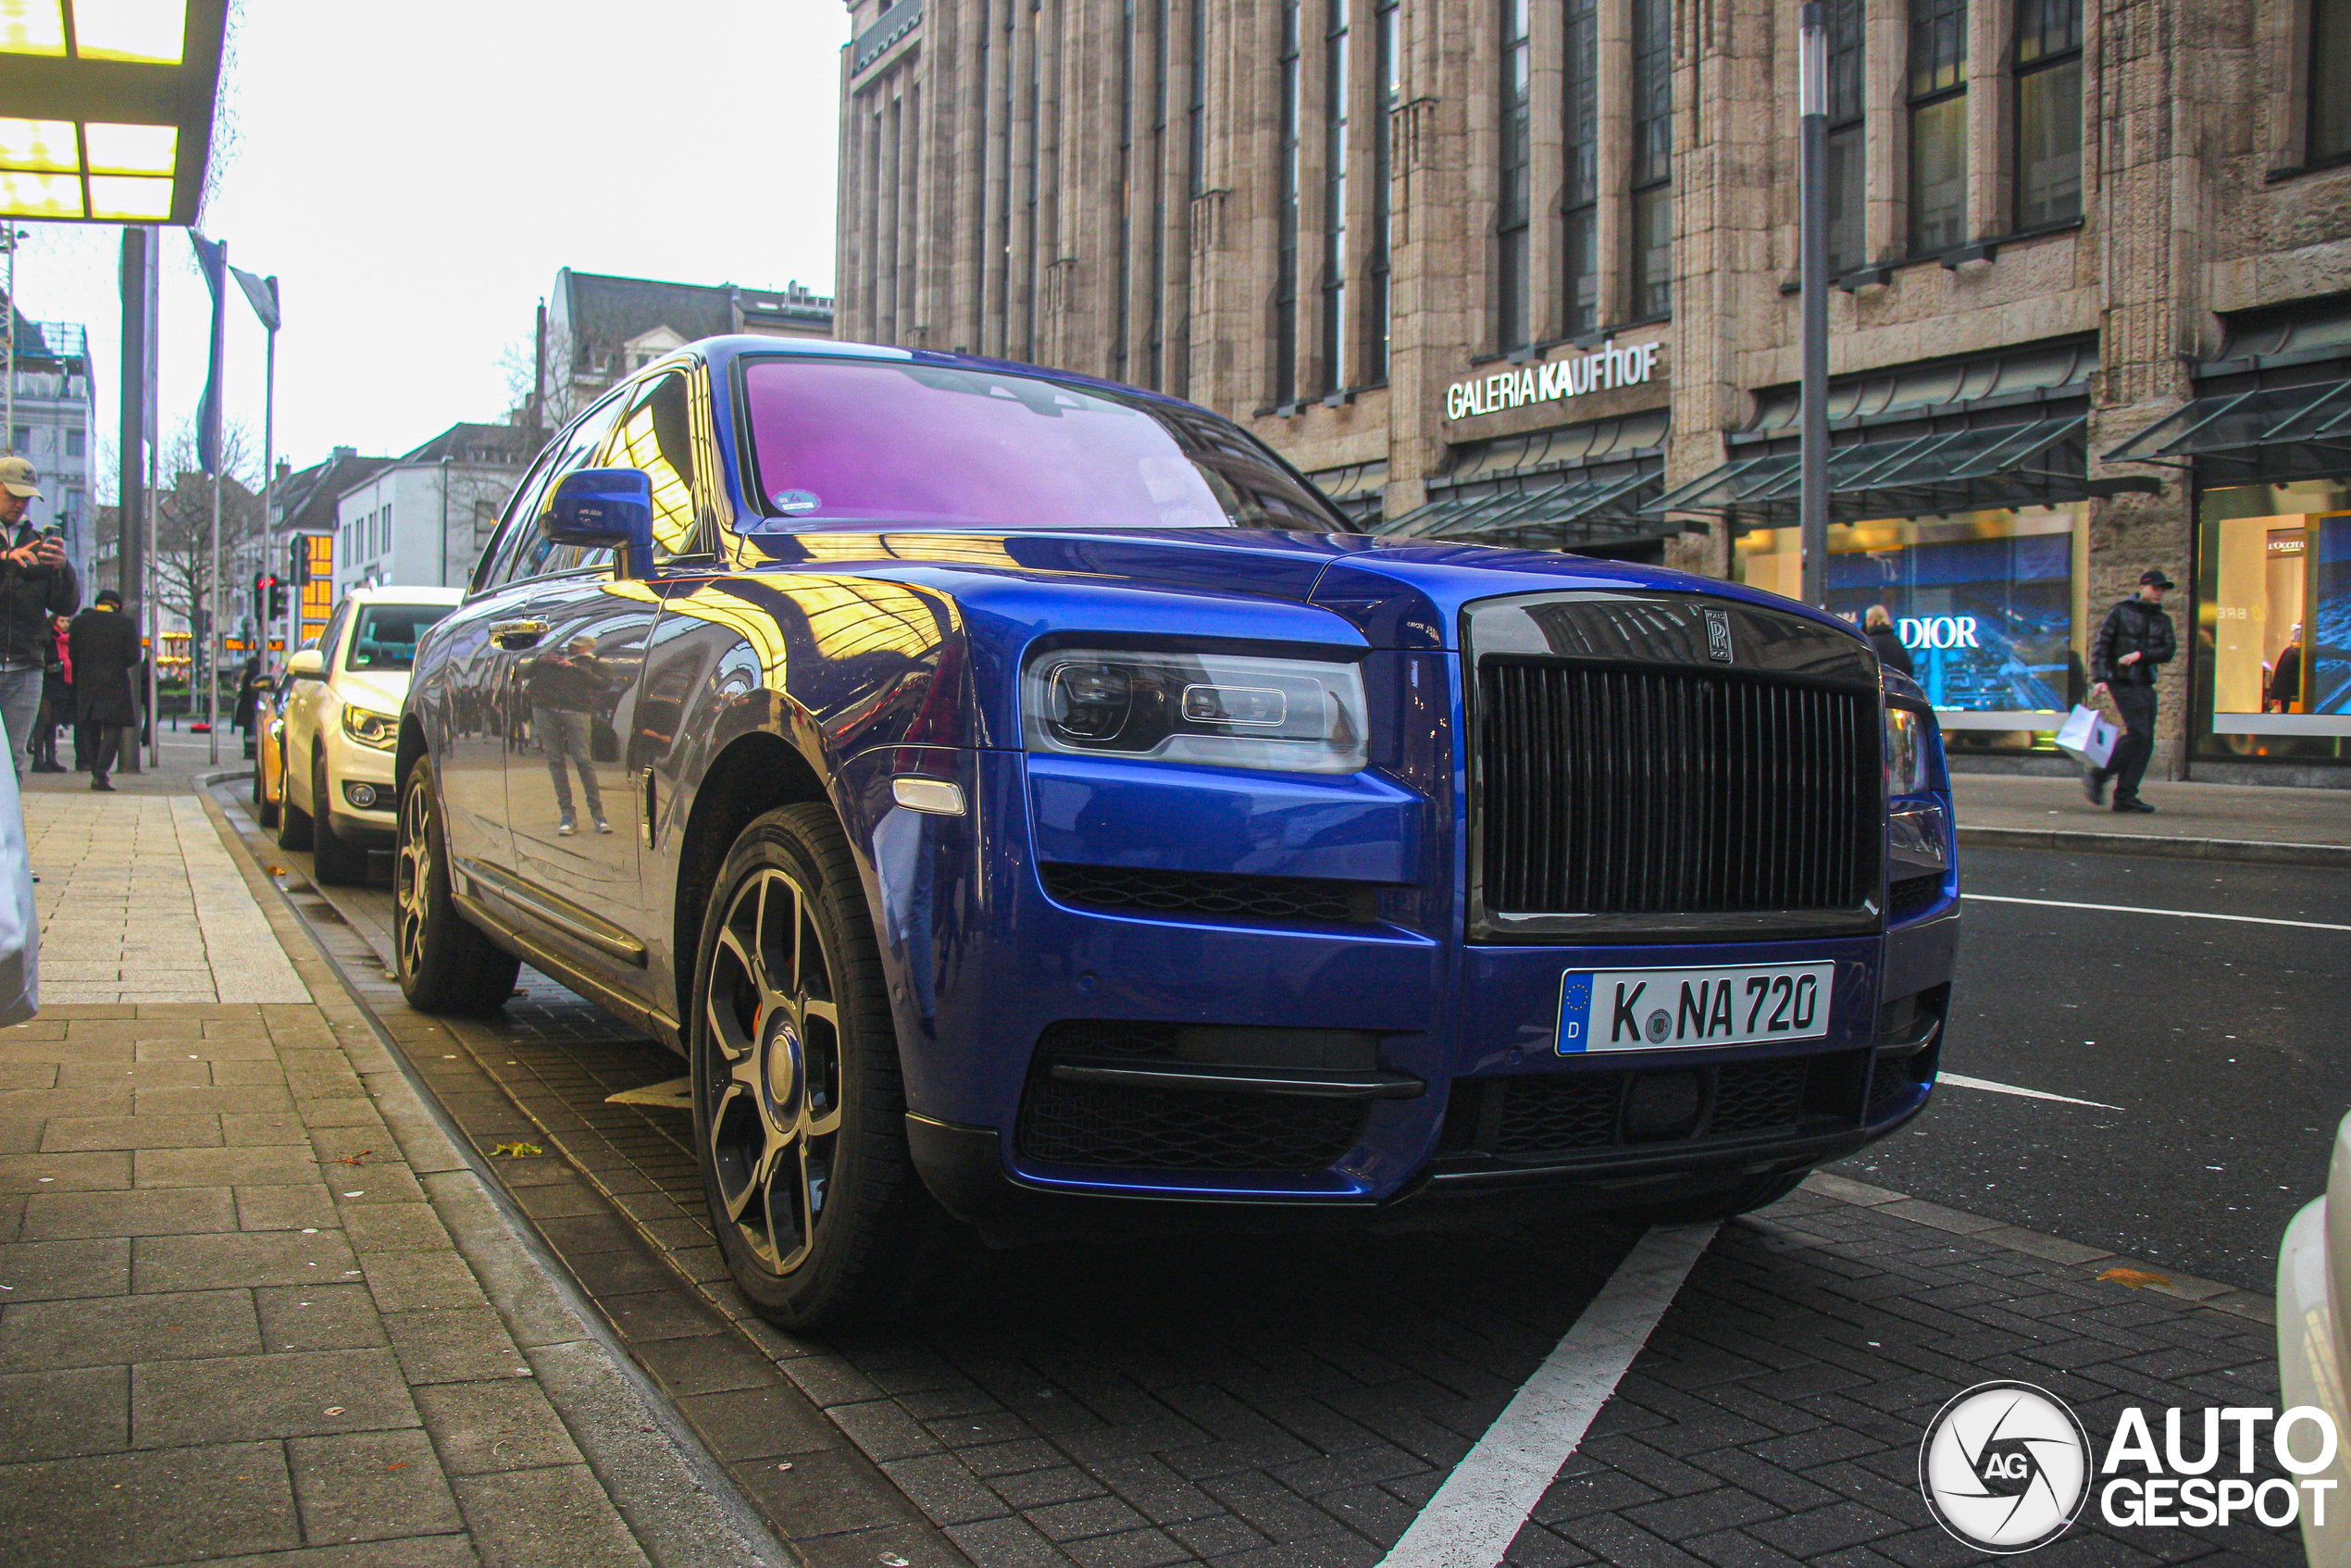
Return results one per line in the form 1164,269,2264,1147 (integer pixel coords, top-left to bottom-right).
487,392,629,587
741,358,1345,531
344,604,456,673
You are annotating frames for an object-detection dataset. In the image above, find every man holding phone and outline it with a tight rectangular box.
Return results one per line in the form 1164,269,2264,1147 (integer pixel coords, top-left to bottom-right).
0,458,79,778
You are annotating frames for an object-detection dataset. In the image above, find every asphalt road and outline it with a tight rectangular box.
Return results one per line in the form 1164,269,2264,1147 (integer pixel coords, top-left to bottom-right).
1832,843,2351,1293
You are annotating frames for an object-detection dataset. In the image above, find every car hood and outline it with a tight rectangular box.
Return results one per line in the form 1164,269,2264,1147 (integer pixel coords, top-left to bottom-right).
743,525,1862,651
330,668,412,714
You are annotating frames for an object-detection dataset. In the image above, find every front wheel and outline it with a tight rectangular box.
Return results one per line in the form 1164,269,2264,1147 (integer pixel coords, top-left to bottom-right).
275,747,312,851
255,754,279,829
394,757,519,1016
690,803,942,1330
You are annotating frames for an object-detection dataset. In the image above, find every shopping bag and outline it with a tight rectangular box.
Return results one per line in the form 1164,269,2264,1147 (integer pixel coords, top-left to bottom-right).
2053,703,2120,768
0,738,40,1026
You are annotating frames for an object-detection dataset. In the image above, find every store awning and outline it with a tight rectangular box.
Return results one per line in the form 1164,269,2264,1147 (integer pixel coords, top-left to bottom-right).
0,0,229,225
2101,378,2351,484
1378,469,1667,548
1644,413,2089,529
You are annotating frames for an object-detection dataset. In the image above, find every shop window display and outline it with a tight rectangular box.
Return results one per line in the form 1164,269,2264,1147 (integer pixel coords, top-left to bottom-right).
2196,479,2351,763
1737,507,2080,745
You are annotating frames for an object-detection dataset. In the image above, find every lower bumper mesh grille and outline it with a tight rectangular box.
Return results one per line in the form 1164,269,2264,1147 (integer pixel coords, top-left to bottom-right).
1454,1052,1870,1162
1040,863,1378,926
1017,1078,1367,1172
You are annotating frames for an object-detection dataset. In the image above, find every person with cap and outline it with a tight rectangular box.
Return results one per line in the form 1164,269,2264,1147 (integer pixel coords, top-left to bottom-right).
2084,567,2178,814
0,457,79,778
68,590,139,793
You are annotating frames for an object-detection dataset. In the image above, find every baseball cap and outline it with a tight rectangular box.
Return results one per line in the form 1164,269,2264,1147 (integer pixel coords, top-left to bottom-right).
0,456,41,500
2139,568,2177,590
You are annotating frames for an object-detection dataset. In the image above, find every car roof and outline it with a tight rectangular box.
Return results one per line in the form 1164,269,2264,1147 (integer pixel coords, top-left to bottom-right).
686,334,1207,416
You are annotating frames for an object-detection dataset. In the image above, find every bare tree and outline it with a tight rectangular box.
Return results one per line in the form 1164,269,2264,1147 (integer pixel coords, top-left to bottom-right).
93,419,265,693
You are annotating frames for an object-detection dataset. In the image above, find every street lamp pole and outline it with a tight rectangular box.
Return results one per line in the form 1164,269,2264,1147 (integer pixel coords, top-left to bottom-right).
3,228,24,455
1798,2,1830,609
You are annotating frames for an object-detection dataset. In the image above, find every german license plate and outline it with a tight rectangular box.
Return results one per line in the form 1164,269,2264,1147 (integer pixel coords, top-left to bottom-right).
1559,963,1834,1053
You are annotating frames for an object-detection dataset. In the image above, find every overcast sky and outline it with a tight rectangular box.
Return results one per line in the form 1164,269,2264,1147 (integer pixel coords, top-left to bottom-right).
9,0,848,490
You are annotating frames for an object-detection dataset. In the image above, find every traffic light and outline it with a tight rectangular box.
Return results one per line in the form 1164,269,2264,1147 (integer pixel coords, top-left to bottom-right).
290,537,310,587
269,580,288,618
255,572,283,622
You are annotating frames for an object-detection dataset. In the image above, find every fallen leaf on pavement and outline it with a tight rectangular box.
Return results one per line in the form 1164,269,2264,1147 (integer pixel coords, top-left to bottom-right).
330,1151,373,1166
2097,1266,2172,1289
489,1141,543,1158
323,1407,344,1416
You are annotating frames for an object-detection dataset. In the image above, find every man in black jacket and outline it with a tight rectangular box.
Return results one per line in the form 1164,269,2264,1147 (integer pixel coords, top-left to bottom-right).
68,591,139,792
2085,568,2177,814
0,458,78,778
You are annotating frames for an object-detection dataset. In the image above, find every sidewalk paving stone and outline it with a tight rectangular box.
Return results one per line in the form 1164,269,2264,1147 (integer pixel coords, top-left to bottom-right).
0,790,789,1566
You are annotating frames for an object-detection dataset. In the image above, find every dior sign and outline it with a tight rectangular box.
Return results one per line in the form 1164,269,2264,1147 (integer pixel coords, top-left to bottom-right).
1445,339,1663,420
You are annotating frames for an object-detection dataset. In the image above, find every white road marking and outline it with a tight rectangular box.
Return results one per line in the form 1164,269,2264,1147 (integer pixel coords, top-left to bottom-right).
1375,1223,1717,1568
1964,892,2351,933
1937,1072,2120,1111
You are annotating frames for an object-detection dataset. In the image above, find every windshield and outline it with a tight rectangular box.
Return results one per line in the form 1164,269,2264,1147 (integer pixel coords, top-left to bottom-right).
741,358,1349,532
344,604,454,673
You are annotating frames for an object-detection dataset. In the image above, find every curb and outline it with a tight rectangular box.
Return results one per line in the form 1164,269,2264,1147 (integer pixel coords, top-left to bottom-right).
1957,822,2351,870
193,786,798,1568
1798,1170,2277,1325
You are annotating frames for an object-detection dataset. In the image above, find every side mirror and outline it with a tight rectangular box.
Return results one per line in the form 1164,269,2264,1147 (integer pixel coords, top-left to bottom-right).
286,648,325,681
544,467,655,579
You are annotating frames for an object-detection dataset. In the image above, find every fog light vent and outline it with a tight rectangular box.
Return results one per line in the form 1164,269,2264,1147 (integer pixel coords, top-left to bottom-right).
342,781,380,810
1623,1070,1703,1141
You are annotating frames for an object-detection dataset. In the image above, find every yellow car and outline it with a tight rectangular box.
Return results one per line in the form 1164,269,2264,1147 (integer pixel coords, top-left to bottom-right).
252,667,295,829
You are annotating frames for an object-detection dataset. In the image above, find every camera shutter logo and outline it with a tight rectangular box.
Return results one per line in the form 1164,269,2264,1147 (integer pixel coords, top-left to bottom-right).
1703,608,1734,664
1918,1381,2091,1553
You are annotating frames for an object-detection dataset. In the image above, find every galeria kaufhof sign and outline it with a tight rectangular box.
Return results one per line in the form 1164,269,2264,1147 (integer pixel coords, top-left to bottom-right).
1445,338,1664,420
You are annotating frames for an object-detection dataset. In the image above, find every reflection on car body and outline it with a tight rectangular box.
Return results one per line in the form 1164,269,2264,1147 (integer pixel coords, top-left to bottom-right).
394,337,1961,1329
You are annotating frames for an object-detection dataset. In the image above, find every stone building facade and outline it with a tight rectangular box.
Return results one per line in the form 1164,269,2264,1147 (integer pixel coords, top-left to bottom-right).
837,0,2351,783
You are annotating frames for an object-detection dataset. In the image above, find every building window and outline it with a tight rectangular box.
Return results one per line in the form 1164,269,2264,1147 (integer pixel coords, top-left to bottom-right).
1188,0,1208,197
1560,0,1598,335
1496,0,1532,350
2317,0,2351,163
1628,0,1673,319
1363,0,1399,383
1823,0,1865,274
1321,0,1350,393
1275,0,1303,404
1909,0,1967,254
2014,0,2082,227
65,428,83,459
1113,0,1136,380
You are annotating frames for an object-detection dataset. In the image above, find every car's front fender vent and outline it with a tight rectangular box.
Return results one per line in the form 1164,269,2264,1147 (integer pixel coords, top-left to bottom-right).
1039,862,1381,927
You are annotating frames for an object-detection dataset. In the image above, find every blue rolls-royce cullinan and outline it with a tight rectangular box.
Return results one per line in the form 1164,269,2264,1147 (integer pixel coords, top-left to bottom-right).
394,337,1959,1327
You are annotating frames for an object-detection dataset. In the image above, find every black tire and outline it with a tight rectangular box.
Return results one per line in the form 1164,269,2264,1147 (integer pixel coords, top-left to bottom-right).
275,746,313,851
394,756,520,1016
310,753,368,886
1623,1169,1810,1226
689,803,944,1331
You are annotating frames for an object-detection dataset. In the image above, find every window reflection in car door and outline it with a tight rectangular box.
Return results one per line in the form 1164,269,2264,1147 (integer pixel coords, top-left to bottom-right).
504,368,712,981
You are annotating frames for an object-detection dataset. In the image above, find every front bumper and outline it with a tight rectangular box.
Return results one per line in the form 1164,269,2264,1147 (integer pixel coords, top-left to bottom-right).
848,742,1960,1238
321,728,398,845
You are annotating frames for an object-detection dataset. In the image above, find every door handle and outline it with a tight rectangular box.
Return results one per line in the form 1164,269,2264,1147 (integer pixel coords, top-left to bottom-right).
490,619,551,650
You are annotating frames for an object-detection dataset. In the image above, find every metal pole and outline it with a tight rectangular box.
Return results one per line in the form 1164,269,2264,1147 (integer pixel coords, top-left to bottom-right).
205,470,219,762
4,229,19,454
261,319,276,668
116,228,145,774
1797,2,1830,609
142,225,159,769
439,454,451,589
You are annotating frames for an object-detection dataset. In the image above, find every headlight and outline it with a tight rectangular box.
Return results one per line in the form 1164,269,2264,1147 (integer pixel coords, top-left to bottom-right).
1024,648,1368,773
1885,705,1939,796
342,704,398,751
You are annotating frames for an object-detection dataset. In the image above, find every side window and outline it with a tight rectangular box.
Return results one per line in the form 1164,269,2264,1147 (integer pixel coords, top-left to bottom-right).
316,599,355,666
600,372,703,557
498,393,628,586
475,447,562,593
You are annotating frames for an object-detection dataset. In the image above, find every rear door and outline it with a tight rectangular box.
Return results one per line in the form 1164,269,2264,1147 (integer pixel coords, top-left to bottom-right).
426,395,627,875
504,367,720,982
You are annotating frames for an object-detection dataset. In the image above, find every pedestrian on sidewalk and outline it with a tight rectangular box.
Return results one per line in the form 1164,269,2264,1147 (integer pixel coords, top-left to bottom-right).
68,589,139,793
32,611,69,771
2084,567,2177,815
0,457,80,778
1865,605,1914,679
